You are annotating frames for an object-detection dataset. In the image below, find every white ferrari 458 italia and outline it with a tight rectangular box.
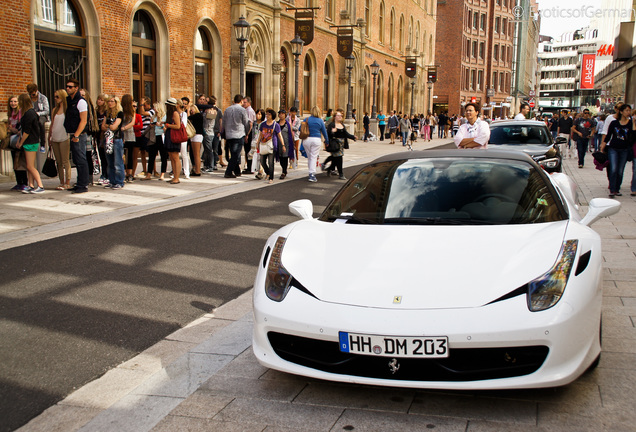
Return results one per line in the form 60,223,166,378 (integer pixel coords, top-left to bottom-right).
252,150,620,390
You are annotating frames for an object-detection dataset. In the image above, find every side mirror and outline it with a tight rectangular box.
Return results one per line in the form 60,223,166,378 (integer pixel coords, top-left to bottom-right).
289,199,314,220
580,198,621,227
554,136,567,144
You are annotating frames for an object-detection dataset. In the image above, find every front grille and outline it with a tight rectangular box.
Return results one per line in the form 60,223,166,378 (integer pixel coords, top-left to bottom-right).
268,332,549,382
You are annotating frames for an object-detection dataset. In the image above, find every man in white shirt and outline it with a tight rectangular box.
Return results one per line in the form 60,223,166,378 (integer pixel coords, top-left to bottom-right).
514,103,530,120
63,78,89,193
454,103,490,149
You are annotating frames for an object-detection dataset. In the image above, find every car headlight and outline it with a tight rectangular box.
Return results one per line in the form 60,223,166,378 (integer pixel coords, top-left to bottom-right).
539,158,560,169
527,240,578,311
265,237,293,302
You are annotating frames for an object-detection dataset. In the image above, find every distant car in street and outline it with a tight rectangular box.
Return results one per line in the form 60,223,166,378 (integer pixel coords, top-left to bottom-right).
252,149,620,390
488,120,566,173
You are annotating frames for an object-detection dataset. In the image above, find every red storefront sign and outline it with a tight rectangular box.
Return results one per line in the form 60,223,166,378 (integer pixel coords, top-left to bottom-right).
580,54,595,89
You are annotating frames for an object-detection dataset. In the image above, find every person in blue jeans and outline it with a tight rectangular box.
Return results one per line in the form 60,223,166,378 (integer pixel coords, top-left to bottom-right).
399,115,411,146
602,104,635,198
102,96,125,189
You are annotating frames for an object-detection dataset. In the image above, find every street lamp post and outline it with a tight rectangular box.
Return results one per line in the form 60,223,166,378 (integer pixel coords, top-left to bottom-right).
427,80,433,114
290,34,304,110
233,16,251,96
410,78,416,117
370,60,379,119
345,54,354,119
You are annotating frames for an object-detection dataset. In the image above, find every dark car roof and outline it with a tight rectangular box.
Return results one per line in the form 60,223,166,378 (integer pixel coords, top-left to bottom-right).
371,149,539,165
490,120,548,127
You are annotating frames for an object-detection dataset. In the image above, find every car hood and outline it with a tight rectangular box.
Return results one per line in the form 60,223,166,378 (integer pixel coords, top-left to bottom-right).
488,144,554,159
282,220,569,309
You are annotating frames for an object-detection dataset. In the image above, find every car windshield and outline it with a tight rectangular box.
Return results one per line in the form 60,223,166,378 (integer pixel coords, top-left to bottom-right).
319,157,566,225
489,125,551,145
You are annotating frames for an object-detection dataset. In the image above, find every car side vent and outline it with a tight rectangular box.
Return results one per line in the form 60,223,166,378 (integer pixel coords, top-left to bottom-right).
575,251,591,276
263,246,271,268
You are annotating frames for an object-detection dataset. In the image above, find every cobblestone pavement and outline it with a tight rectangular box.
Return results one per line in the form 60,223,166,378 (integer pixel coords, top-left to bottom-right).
13,142,636,432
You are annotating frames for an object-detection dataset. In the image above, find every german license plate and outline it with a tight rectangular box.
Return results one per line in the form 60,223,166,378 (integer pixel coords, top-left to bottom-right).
338,332,449,358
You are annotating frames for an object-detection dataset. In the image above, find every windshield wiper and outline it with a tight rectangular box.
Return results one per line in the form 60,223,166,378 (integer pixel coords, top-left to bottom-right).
383,217,495,225
327,214,378,224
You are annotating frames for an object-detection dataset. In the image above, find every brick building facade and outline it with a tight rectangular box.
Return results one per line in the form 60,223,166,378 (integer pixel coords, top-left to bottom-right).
434,0,515,118
0,0,436,118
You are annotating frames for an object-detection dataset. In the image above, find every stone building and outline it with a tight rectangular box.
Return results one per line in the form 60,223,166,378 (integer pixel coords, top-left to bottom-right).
434,0,515,118
0,0,436,175
0,0,436,116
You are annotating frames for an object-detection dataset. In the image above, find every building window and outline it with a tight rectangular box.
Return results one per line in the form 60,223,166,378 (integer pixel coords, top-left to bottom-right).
399,15,404,52
466,38,470,58
473,12,478,29
323,60,330,111
499,72,504,92
379,2,385,43
465,68,470,90
495,17,500,33
502,18,507,36
472,40,477,58
492,72,497,91
364,0,371,37
467,10,471,30
303,55,312,113
477,70,483,90
41,0,54,23
390,8,395,49
493,44,499,60
480,13,485,31
479,42,484,59
326,0,333,20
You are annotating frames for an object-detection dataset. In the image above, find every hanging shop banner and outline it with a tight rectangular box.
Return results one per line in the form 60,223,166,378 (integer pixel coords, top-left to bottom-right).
337,28,354,57
580,54,595,89
405,58,417,78
295,11,314,45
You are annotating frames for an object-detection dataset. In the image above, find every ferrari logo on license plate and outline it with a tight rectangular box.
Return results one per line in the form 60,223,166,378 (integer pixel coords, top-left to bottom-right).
393,296,402,304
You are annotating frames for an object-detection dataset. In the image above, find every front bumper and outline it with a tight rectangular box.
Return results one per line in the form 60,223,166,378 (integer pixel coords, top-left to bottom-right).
253,280,601,390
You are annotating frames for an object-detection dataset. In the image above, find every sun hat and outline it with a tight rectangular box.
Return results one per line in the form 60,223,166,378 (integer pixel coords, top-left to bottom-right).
165,97,177,106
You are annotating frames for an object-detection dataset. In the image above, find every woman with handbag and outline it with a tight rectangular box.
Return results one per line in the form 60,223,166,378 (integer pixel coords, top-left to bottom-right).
163,98,184,184
80,89,100,185
277,109,295,179
16,94,44,193
251,109,265,178
120,94,140,182
101,96,125,189
325,108,356,180
147,102,168,181
7,95,29,191
49,89,71,189
187,105,204,176
95,94,109,185
257,108,284,184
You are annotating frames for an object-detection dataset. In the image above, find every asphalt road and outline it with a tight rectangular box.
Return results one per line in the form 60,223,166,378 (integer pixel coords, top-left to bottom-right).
0,168,349,431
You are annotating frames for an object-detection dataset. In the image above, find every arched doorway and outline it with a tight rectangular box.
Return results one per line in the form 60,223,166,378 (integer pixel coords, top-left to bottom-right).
131,10,156,102
195,27,213,98
34,0,86,104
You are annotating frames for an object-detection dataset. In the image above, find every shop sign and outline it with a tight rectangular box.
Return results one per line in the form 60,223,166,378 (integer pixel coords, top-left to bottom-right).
581,54,595,89
337,28,354,57
295,11,314,45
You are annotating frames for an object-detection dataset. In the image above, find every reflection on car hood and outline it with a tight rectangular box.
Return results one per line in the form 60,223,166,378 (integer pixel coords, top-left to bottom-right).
487,144,554,158
282,220,568,309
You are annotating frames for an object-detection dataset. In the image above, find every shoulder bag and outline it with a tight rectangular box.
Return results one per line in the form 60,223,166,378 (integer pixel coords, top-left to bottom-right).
299,120,310,140
170,121,188,144
186,120,196,138
143,122,156,145
42,146,58,178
